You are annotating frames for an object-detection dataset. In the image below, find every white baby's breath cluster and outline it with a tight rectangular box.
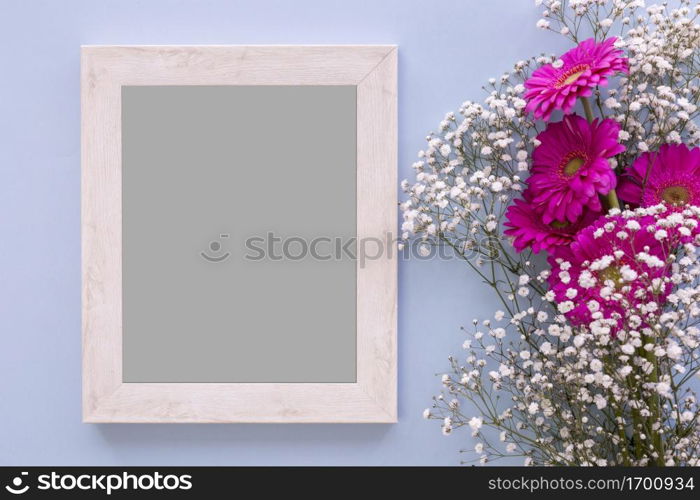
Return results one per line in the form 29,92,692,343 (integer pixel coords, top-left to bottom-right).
405,0,700,465
400,61,545,272
540,0,700,160
428,205,700,465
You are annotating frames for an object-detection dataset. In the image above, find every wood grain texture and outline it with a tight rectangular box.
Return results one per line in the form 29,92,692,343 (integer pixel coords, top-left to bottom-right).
82,45,397,423
356,48,398,422
82,48,123,419
81,45,394,85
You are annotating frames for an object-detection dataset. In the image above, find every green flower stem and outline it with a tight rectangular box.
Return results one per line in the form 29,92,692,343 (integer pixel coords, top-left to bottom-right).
642,334,665,466
615,405,632,466
581,95,596,123
581,96,621,212
604,190,621,211
627,372,644,462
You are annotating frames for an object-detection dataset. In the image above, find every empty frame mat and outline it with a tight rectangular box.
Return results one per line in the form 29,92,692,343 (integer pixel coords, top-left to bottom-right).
82,46,396,422
122,85,357,383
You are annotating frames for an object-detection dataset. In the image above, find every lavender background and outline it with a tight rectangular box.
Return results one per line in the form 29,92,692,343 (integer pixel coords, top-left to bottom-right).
0,0,570,465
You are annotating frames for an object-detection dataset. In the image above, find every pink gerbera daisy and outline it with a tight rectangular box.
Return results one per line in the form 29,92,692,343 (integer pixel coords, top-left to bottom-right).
504,189,600,254
528,114,625,224
525,37,628,121
547,213,673,332
617,143,700,208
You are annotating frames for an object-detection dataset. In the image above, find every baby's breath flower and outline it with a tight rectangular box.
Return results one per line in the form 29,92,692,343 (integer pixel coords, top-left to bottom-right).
410,0,700,466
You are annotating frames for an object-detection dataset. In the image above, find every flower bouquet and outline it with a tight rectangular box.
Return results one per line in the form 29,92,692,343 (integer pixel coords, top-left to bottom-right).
402,0,700,465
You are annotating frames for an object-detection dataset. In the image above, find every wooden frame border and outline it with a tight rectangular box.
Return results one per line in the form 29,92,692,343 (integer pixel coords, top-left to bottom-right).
81,46,397,423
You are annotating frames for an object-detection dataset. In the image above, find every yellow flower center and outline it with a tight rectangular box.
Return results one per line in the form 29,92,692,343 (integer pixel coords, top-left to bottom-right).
550,220,570,229
660,185,690,206
554,64,589,88
563,156,586,176
560,150,588,178
598,266,623,289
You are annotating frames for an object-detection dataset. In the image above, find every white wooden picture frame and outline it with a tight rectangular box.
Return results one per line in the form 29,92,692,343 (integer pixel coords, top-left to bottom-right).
81,45,397,423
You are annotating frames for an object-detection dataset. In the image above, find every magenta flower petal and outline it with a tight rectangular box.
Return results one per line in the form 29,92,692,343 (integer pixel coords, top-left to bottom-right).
525,37,628,121
504,189,600,254
527,114,624,224
547,213,673,334
617,143,700,208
